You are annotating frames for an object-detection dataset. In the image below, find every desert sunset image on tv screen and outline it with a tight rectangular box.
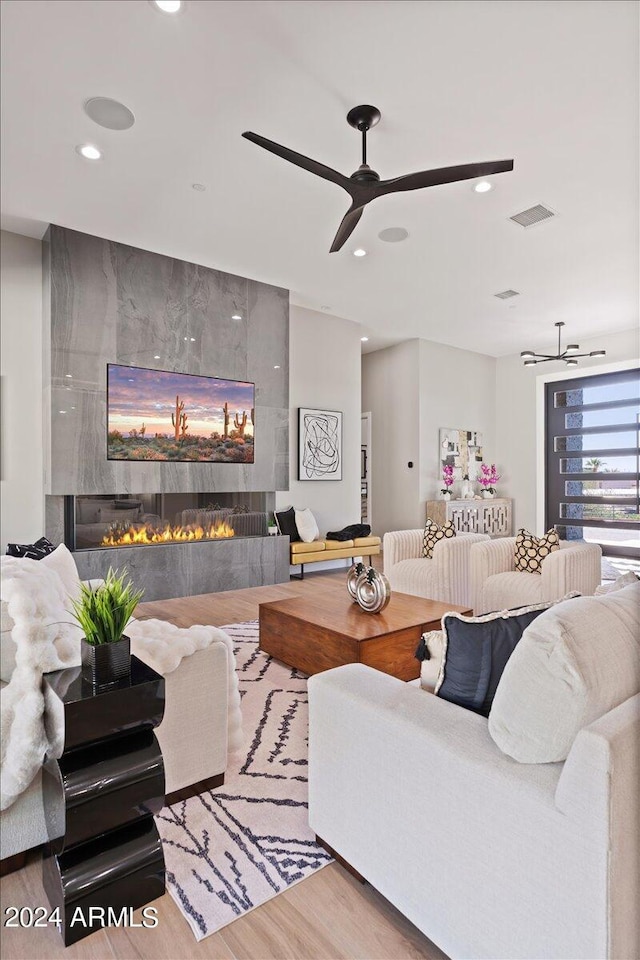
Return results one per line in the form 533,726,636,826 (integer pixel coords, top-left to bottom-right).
107,364,255,463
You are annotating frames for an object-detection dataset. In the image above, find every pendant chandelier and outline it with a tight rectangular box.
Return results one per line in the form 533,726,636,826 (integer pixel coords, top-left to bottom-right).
521,322,606,367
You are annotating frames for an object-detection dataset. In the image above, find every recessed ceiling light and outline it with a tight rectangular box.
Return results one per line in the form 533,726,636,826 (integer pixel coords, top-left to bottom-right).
274,365,281,370
353,248,367,257
151,0,182,11
190,337,196,342
154,355,161,359
473,181,493,193
361,337,369,342
378,227,409,243
183,336,188,341
59,410,67,414
128,378,135,382
65,373,72,378
192,183,206,192
84,97,135,131
76,144,102,160
231,314,242,320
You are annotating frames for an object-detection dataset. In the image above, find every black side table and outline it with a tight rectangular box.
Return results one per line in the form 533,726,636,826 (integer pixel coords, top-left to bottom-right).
42,656,166,946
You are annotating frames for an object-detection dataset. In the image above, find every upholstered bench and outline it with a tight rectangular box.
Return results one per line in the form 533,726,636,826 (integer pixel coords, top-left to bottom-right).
290,536,381,579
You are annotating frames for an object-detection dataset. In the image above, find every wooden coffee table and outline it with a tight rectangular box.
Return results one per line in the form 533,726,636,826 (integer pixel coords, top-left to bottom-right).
259,586,471,681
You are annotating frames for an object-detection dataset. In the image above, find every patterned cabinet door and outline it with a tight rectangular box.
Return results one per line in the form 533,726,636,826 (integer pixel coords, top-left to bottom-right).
481,501,512,537
448,503,481,533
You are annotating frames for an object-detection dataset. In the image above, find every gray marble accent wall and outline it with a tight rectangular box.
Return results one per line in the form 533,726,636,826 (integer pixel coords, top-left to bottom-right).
44,225,289,496
73,536,290,601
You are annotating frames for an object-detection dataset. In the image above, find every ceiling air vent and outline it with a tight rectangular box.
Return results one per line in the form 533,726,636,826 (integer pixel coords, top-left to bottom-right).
494,289,520,300
510,203,556,228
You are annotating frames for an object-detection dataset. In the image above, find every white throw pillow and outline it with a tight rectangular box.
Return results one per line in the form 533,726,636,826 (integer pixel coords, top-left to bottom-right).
41,544,81,602
488,583,640,763
294,508,320,543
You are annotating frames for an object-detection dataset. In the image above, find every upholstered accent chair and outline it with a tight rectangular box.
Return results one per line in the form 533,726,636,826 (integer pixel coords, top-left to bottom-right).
471,537,602,615
383,529,489,608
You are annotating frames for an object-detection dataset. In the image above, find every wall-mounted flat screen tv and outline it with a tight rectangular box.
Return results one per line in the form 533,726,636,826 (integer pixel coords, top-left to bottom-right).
107,364,255,463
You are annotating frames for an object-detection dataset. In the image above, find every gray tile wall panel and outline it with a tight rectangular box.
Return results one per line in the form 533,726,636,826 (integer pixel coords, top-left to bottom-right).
45,225,289,497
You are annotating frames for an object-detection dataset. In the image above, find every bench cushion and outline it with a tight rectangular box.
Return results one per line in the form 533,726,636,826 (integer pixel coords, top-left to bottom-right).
354,536,381,547
325,539,355,550
290,540,325,555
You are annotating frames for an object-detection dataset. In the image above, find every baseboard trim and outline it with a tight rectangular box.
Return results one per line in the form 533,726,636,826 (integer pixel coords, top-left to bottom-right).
316,835,366,884
165,772,224,806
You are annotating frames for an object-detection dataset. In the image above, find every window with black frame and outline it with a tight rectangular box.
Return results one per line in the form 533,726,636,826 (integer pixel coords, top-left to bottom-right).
545,368,640,560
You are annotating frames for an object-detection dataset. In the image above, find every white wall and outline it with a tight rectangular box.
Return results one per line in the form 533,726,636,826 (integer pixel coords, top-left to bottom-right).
418,340,496,504
362,338,497,537
0,230,44,551
361,340,421,536
276,306,361,549
496,327,639,533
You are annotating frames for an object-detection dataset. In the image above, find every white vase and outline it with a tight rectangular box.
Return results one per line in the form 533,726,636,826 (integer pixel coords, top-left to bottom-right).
461,479,474,500
482,490,494,499
442,492,451,501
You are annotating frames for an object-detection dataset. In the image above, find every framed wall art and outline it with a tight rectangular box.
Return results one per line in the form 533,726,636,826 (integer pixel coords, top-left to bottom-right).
439,427,483,481
298,408,343,481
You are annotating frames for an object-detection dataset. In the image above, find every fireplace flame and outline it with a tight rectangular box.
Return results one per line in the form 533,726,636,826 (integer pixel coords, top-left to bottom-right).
101,520,235,547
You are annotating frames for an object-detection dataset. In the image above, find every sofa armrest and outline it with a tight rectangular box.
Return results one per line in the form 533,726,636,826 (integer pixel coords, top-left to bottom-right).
470,537,517,613
540,541,602,599
555,695,640,960
135,643,229,795
383,529,424,572
421,533,489,607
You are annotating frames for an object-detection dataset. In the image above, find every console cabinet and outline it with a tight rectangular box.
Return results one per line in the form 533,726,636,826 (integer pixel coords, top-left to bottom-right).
426,498,513,538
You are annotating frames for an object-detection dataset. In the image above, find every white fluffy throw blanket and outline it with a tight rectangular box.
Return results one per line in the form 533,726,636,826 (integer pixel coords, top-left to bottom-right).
1,556,242,810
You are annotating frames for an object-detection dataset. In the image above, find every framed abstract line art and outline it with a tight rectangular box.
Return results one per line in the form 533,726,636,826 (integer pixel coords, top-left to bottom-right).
298,408,343,481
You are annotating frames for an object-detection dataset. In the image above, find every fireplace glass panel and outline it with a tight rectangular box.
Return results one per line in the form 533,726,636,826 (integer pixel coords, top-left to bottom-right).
71,493,270,550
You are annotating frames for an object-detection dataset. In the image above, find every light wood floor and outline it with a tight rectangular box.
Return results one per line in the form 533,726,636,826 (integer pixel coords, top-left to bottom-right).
1,568,447,960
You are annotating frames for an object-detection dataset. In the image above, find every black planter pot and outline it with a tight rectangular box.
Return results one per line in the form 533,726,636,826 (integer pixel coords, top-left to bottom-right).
81,636,131,688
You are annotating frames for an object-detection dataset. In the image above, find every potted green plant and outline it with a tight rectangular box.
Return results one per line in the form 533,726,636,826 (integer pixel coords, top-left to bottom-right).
72,567,144,687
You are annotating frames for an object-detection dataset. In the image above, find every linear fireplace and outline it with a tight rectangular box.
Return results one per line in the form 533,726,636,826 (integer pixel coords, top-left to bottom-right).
66,492,270,551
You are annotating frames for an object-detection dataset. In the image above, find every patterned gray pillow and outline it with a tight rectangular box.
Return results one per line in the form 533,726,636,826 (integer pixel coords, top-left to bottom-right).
422,519,456,559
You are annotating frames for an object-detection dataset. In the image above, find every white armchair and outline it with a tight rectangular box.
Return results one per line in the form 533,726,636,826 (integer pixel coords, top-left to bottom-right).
383,530,489,608
471,537,602,615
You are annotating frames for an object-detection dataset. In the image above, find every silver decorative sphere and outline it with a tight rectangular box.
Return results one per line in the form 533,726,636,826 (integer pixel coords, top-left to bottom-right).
355,568,391,614
346,561,368,601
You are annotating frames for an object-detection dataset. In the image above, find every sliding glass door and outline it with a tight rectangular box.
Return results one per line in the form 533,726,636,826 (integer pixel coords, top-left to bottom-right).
545,368,639,559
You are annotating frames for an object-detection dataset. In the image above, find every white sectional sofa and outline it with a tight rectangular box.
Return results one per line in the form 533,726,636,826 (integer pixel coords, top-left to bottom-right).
308,584,640,960
0,549,238,873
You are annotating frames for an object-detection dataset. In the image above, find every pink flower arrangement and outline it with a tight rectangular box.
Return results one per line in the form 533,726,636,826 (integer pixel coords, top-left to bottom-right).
441,464,454,494
478,463,500,493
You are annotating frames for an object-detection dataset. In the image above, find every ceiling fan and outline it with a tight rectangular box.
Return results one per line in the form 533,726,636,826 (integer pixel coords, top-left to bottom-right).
243,105,514,253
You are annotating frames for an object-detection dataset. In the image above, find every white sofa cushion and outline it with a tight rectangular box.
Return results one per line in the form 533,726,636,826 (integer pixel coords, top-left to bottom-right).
489,583,640,763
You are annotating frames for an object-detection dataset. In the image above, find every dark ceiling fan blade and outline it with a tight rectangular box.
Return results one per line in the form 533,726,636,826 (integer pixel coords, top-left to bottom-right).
377,159,514,196
329,203,367,253
242,131,352,193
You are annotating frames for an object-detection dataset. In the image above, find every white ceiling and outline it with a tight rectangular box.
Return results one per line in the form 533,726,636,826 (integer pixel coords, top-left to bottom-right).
1,0,638,356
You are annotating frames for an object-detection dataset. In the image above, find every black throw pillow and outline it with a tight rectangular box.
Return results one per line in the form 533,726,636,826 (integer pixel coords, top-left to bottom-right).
274,507,301,542
6,536,56,560
436,596,579,717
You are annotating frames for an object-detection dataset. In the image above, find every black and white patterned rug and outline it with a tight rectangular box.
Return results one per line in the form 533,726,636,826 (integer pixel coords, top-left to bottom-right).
155,621,333,941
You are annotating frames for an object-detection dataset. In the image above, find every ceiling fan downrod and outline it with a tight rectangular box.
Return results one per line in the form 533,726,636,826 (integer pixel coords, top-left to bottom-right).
346,105,382,182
